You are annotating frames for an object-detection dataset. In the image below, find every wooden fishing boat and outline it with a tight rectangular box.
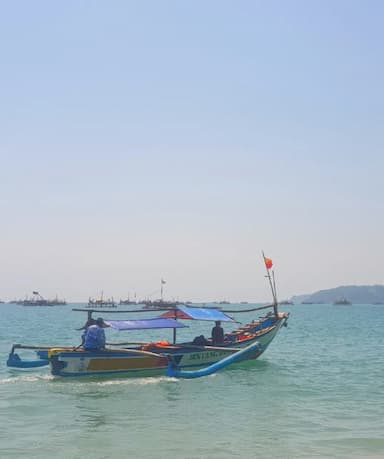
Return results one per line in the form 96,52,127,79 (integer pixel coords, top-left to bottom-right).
7,256,289,379
142,299,179,309
7,305,288,378
19,291,66,306
333,297,352,305
88,291,116,308
141,278,180,309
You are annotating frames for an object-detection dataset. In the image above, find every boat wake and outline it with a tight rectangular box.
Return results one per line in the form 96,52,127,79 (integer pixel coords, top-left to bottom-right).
88,376,178,386
0,373,54,384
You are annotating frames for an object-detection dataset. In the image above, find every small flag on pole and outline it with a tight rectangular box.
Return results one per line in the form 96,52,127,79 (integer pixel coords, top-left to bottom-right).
161,279,166,284
264,257,273,270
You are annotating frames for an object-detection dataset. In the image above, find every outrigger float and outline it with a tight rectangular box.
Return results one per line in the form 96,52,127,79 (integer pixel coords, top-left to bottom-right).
7,257,289,379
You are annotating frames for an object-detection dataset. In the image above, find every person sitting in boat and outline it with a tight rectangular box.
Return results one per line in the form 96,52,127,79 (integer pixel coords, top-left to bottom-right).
211,321,224,346
77,318,97,348
78,318,97,331
83,317,106,351
192,335,209,345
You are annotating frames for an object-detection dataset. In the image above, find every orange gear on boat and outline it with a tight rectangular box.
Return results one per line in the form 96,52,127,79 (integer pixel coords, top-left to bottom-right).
155,340,170,346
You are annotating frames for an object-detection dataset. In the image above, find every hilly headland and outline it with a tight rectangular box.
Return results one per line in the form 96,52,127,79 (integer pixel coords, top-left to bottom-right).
291,284,384,304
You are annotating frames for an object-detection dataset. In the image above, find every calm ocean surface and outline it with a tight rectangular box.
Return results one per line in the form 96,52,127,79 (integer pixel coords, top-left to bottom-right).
1,303,383,459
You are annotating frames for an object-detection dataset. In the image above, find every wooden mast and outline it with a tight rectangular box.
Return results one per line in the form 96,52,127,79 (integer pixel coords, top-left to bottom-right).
262,252,278,316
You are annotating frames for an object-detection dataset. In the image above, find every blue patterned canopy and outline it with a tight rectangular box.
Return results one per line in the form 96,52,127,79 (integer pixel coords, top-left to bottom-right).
175,305,235,322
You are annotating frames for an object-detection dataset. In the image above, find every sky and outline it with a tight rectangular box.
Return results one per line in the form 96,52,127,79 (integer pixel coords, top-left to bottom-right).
1,0,383,302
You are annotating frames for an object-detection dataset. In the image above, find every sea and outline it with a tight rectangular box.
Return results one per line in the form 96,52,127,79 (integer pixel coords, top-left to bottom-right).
0,302,383,459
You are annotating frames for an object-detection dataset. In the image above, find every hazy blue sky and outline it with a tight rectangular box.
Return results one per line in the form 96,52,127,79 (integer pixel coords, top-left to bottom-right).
1,1,383,302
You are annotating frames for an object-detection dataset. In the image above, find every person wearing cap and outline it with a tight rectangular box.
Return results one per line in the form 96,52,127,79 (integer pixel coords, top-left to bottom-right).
83,317,106,351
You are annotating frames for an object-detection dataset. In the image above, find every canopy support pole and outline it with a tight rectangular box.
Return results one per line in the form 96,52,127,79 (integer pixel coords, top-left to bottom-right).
173,309,177,344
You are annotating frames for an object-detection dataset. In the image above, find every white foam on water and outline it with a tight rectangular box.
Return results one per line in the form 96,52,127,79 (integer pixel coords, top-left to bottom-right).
92,375,176,386
0,373,54,384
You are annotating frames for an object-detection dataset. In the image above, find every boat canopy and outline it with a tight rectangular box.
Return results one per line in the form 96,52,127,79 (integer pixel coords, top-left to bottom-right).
161,305,235,322
104,317,187,331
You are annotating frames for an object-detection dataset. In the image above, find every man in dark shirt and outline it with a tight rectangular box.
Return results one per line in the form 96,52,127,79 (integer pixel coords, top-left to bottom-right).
211,321,224,346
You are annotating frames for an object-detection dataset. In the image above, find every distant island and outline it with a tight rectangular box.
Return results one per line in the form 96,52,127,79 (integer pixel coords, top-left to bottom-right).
291,285,384,305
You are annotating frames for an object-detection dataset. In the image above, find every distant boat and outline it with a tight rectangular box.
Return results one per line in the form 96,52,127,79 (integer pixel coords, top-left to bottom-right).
333,297,352,305
142,299,180,310
20,292,66,306
119,293,137,305
119,299,137,305
49,295,67,306
142,278,179,309
88,291,116,308
279,300,293,305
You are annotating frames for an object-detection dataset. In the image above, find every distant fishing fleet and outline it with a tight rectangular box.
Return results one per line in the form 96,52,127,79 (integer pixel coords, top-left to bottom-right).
2,278,247,308
8,291,67,306
4,279,382,307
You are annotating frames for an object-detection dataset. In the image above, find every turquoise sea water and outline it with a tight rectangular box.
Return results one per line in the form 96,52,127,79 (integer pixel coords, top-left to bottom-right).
1,303,383,459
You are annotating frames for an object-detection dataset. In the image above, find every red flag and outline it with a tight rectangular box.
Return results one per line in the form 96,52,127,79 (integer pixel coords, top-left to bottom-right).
264,257,273,270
